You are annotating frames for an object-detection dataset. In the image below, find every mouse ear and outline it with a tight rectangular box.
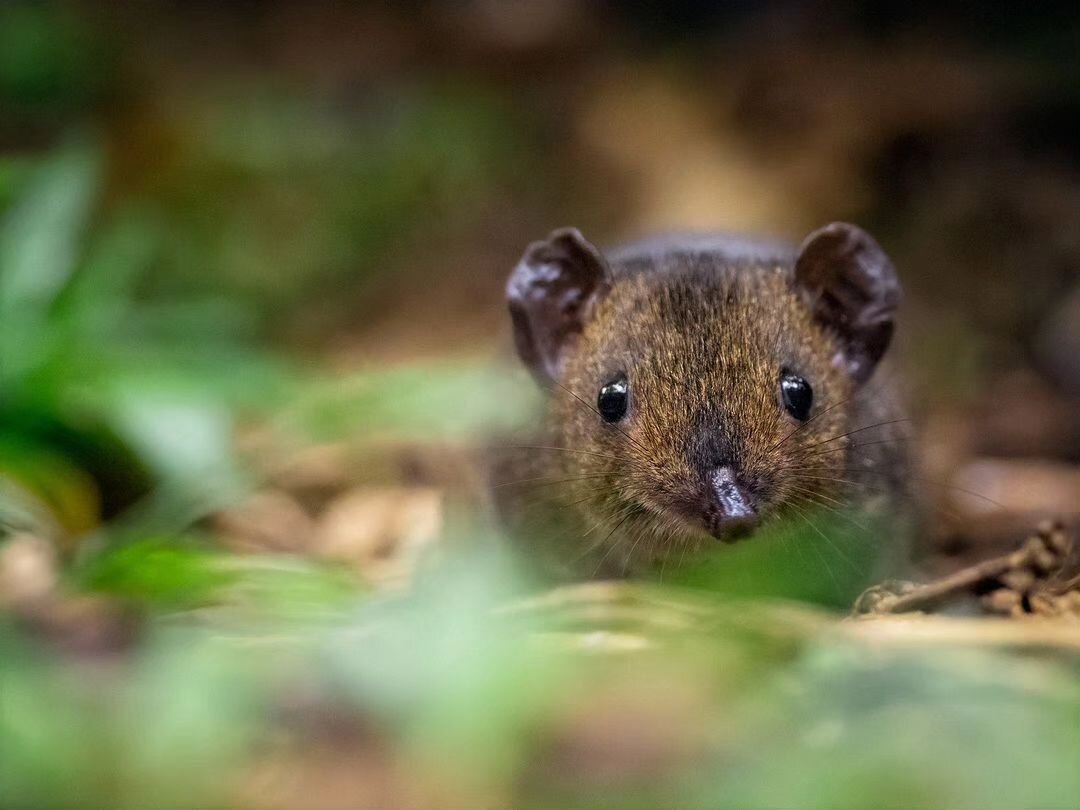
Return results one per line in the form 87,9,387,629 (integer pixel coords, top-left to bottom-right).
794,222,901,383
507,227,612,387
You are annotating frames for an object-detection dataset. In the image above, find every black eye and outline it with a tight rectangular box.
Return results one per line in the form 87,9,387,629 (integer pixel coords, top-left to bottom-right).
780,372,813,421
597,378,629,423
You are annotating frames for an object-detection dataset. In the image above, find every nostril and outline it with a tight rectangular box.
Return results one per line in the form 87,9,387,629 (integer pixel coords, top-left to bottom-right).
710,467,755,521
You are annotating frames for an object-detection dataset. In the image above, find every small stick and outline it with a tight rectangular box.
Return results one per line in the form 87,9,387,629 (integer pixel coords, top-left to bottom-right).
856,521,1074,615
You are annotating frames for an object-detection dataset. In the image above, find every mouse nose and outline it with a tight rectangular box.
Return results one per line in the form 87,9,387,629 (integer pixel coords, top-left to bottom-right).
705,466,758,540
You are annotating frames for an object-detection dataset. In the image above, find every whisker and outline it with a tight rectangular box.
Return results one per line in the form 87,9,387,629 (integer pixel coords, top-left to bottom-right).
591,508,639,577
786,501,858,573
787,503,844,599
799,418,911,453
785,487,869,534
787,472,875,488
572,500,638,560
785,469,992,528
784,481,850,509
798,436,912,461
621,525,650,576
677,532,691,569
777,514,814,574
785,483,858,516
522,491,599,513
494,472,613,489
792,468,1008,512
582,502,630,539
770,390,859,452
774,517,798,583
506,444,631,464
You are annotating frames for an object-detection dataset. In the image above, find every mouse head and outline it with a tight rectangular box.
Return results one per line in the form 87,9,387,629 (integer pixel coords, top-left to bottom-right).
507,224,900,558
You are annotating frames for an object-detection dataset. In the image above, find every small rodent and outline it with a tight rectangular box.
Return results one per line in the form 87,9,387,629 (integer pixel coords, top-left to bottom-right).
493,223,912,578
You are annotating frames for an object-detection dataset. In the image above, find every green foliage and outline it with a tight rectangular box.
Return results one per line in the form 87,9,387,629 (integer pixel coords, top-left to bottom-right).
3,561,1079,810
1,35,1077,810
71,537,234,611
0,623,267,810
685,646,1080,810
0,145,285,542
0,143,99,387
0,3,102,113
317,548,571,781
667,509,889,608
277,361,541,444
143,83,522,328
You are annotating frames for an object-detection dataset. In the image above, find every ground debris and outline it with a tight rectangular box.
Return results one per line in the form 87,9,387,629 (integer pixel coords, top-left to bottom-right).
0,532,58,609
856,520,1079,618
215,490,317,554
314,486,442,587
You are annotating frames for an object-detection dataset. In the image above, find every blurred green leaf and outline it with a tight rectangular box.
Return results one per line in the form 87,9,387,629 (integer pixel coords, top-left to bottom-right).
72,535,358,618
214,555,359,624
0,623,267,810
323,545,572,781
0,143,99,384
0,156,34,212
3,548,1080,809
72,537,233,610
113,631,268,810
106,388,233,481
684,647,1080,810
0,143,288,541
0,436,99,535
666,509,887,608
58,209,161,335
278,362,541,443
0,628,101,808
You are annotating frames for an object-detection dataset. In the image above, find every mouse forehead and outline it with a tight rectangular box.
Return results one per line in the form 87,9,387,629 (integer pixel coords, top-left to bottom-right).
581,267,813,381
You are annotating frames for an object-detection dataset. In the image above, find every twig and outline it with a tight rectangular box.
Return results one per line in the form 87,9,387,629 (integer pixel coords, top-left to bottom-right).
855,520,1076,616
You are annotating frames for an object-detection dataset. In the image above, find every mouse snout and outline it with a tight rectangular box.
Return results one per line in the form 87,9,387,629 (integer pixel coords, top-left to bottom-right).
703,466,758,541
662,431,765,541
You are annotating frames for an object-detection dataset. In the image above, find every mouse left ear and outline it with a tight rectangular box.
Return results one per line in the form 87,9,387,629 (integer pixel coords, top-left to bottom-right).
794,222,901,383
507,227,612,387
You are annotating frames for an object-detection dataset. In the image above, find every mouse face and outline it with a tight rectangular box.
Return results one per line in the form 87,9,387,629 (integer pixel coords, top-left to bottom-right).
506,224,900,562
557,266,855,545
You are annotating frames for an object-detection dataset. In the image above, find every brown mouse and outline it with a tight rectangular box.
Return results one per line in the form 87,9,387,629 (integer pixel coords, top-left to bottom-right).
492,223,913,579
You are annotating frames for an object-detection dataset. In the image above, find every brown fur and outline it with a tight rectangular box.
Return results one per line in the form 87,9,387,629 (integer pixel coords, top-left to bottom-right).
494,233,910,577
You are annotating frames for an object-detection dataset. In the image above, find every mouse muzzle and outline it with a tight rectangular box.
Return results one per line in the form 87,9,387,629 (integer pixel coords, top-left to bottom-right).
703,466,758,541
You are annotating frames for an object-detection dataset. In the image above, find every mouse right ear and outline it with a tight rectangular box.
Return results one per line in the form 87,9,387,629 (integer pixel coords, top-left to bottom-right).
794,222,901,384
507,227,612,387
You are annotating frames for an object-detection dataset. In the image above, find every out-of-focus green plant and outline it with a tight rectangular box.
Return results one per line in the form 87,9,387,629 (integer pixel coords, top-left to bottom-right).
666,509,892,608
3,553,1079,810
142,83,522,332
0,620,270,810
70,536,234,612
0,144,284,544
275,361,541,445
0,3,103,118
69,534,360,620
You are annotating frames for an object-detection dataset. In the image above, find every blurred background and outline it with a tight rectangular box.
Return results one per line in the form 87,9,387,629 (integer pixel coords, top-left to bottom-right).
1,3,1078,809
